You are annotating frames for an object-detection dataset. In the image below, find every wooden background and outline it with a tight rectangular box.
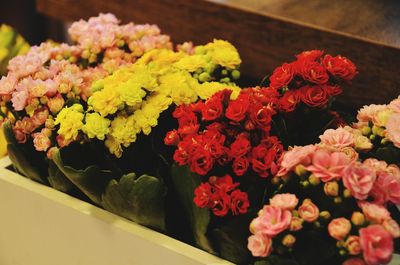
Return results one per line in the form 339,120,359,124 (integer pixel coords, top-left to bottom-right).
36,0,400,108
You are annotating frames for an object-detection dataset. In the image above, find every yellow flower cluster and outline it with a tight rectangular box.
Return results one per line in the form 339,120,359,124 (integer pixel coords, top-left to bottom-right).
54,104,84,142
58,39,242,157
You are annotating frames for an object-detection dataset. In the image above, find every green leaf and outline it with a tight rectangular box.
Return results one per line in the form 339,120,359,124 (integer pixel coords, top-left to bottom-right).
102,173,167,231
374,146,400,165
212,214,253,264
47,159,77,193
52,148,114,206
3,121,47,184
170,164,215,254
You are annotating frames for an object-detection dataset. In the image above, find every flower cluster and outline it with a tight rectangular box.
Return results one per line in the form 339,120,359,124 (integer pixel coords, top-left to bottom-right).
54,40,241,157
166,88,283,177
0,13,173,155
193,174,249,216
248,122,400,265
353,96,400,149
268,50,357,112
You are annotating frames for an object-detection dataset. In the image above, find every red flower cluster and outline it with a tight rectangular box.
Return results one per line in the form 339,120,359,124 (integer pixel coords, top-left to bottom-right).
165,88,283,178
269,50,357,112
193,175,250,216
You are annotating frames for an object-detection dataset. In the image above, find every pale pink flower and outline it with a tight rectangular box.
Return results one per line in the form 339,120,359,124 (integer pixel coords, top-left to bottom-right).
277,145,316,176
363,158,388,173
345,235,362,255
306,150,349,182
359,202,391,224
353,134,373,151
356,104,386,123
328,217,351,240
360,225,393,265
389,96,400,113
11,89,29,111
342,258,366,265
386,113,400,148
247,233,272,257
370,171,400,205
31,107,49,128
383,219,400,238
372,109,393,127
319,127,354,149
47,94,65,114
0,74,17,96
33,131,51,152
341,147,359,162
298,199,319,222
269,193,298,210
252,205,291,237
343,162,376,200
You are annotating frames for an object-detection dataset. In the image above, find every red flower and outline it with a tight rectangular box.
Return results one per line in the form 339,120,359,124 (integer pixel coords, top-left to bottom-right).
233,156,250,176
230,190,250,215
269,63,295,89
251,142,281,178
189,149,214,175
323,54,357,81
216,146,232,166
225,95,250,122
296,50,324,62
300,85,329,107
299,60,329,85
173,105,190,119
202,97,223,121
249,105,274,130
209,174,239,192
194,183,213,208
323,84,342,97
230,136,251,158
177,112,199,137
210,191,231,216
279,89,300,112
164,130,180,146
173,147,189,166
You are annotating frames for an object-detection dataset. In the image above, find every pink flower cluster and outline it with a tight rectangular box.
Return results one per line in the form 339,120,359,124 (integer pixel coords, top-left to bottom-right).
248,119,400,264
0,13,172,155
354,96,400,148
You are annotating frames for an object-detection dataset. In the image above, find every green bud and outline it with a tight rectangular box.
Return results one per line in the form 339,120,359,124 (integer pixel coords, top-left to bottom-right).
292,210,299,217
369,134,376,141
294,164,307,177
193,73,199,79
221,69,228,76
199,72,211,82
361,126,371,136
301,180,310,188
339,249,347,256
309,174,320,186
313,221,321,228
381,138,388,145
220,77,230,83
372,125,385,137
231,70,240,80
334,197,342,204
195,68,203,74
319,211,331,220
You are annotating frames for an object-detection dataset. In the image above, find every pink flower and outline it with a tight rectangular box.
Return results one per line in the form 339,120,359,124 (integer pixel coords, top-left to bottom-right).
252,205,291,237
298,199,319,222
389,96,400,113
306,150,349,182
0,74,17,96
370,171,400,205
269,193,298,210
319,127,354,149
359,202,391,224
328,217,351,240
33,132,51,152
342,258,366,265
47,93,65,114
31,107,49,128
383,219,400,238
341,147,359,162
343,162,376,200
360,225,393,265
356,104,386,123
247,233,272,257
363,158,388,173
11,89,29,111
289,216,303,231
386,113,400,148
277,145,316,176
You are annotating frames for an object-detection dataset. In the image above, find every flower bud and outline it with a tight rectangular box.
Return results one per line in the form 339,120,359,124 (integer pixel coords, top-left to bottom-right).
351,212,365,226
320,211,331,220
380,138,388,145
344,235,361,255
231,70,240,80
47,94,65,114
221,69,228,76
328,217,351,240
360,126,371,136
354,134,373,151
198,72,211,82
383,219,400,238
343,189,352,198
369,134,376,141
324,181,339,197
301,180,310,188
282,234,296,248
309,174,320,186
298,199,319,222
271,177,280,185
294,164,307,177
372,125,385,137
334,197,342,204
289,216,303,231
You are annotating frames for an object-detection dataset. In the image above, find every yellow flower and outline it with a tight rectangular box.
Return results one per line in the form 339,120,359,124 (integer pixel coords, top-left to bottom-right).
173,55,207,72
204,39,241,69
195,82,240,100
160,71,198,105
117,79,146,107
54,104,84,141
105,136,123,158
109,114,138,147
128,64,158,91
88,86,122,116
82,112,111,140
